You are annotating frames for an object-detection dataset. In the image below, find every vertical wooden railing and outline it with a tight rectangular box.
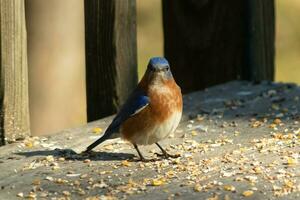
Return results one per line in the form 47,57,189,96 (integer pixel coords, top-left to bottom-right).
25,0,86,135
163,0,275,93
0,0,30,144
244,0,275,81
84,0,137,122
0,0,275,145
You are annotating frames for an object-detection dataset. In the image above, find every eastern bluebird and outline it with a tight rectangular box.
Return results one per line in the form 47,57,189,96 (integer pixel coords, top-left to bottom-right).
84,57,183,161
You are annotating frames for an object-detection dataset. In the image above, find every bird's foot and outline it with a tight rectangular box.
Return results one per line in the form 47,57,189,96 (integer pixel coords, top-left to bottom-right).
81,149,97,156
155,152,180,159
81,150,90,155
136,156,158,162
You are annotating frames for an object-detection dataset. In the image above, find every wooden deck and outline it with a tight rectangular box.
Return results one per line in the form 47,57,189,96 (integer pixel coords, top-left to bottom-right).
0,81,299,200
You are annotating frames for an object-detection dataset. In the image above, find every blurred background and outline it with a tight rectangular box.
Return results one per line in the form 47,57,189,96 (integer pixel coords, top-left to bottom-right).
26,0,300,136
276,0,300,83
25,0,86,135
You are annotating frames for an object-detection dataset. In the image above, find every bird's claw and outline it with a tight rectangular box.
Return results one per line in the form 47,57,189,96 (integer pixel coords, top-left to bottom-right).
137,157,158,162
154,152,180,159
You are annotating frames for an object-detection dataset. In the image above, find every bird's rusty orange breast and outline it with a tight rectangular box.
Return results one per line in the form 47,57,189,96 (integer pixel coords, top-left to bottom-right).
148,79,182,121
121,78,182,143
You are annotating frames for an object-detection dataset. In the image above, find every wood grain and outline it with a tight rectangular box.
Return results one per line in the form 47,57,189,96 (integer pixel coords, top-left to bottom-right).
0,0,30,144
244,0,275,81
85,0,138,121
0,81,299,199
163,0,275,93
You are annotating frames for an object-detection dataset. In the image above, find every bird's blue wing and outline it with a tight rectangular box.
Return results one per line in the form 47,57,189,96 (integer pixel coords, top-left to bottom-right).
85,88,149,152
104,88,149,136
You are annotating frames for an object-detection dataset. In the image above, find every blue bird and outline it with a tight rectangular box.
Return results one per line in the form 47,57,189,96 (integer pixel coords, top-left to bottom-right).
85,57,183,161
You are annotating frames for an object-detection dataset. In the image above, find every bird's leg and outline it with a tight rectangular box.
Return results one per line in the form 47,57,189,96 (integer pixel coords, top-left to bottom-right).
155,142,180,158
133,144,153,162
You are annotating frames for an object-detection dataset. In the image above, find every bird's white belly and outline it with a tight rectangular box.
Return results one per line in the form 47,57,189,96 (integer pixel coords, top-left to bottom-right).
133,111,182,145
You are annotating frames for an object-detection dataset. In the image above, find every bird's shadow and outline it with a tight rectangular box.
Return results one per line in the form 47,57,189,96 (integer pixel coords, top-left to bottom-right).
16,148,136,161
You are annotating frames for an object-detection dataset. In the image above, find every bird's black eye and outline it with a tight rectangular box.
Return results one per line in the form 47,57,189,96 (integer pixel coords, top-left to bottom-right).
148,64,155,71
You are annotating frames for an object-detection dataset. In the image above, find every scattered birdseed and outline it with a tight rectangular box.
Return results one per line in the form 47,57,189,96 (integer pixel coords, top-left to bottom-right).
121,160,131,167
92,127,103,134
62,190,71,196
223,185,236,192
3,83,300,199
242,190,254,197
16,192,23,198
194,184,202,192
151,178,165,186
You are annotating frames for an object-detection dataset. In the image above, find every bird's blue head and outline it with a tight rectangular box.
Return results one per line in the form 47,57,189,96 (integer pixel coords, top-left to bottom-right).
148,57,169,71
145,57,173,81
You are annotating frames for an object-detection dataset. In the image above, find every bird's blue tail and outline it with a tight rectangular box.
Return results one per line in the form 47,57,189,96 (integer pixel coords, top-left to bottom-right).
84,133,110,152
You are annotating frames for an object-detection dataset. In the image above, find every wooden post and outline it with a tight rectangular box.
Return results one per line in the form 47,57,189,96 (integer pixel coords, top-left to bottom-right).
0,0,30,144
25,0,86,135
244,0,275,81
163,0,275,93
85,0,137,121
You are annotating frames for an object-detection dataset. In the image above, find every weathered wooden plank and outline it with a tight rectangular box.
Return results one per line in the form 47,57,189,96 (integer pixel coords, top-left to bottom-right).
0,0,30,144
0,81,299,199
85,0,138,121
162,0,275,93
